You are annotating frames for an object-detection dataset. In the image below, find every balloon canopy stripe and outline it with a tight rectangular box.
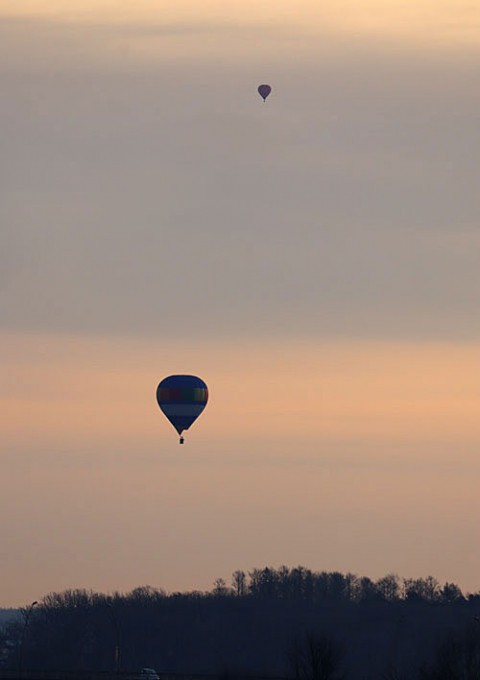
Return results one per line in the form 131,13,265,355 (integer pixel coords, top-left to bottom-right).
160,404,206,417
157,387,208,404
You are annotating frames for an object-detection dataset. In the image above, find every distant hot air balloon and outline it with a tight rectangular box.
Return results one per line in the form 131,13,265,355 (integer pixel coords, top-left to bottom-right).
258,84,272,102
156,375,208,444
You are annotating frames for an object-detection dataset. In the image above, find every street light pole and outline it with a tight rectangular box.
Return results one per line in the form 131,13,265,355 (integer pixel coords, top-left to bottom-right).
19,600,38,674
106,603,121,674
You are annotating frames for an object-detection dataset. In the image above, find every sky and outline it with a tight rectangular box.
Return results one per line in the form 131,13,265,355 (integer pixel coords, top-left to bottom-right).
1,0,480,607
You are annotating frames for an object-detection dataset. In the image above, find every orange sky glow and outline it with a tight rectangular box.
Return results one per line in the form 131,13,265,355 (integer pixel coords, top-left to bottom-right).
2,0,480,608
2,0,480,46
2,332,480,604
3,332,479,451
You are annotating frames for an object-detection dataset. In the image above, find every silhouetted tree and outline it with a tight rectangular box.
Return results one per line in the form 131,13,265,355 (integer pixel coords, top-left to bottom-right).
257,567,279,599
343,573,360,603
419,622,480,679
376,574,401,602
231,571,247,597
212,578,230,597
404,577,441,603
358,576,377,602
440,582,464,604
288,632,347,680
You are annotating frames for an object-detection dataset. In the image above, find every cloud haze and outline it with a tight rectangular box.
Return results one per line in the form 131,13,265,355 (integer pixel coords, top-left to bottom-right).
1,1,480,606
2,11,480,340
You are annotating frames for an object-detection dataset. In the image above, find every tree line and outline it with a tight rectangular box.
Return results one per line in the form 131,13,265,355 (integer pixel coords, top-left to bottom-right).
1,566,480,679
215,567,466,604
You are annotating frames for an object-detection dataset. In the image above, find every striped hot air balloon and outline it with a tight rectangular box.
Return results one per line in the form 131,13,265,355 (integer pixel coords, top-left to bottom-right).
156,375,208,444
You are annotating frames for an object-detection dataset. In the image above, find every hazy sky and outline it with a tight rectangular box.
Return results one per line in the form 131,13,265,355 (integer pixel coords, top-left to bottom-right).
1,0,480,607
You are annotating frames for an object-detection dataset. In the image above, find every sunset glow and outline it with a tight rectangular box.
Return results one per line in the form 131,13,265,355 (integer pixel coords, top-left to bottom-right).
3,333,479,450
2,0,480,45
2,0,480,609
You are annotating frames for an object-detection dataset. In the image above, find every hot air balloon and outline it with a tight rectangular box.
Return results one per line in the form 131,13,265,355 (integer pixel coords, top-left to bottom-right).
258,84,272,102
156,375,208,444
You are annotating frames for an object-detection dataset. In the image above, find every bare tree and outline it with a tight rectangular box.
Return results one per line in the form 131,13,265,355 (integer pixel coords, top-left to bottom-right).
231,570,247,597
440,582,464,604
376,574,401,602
419,622,480,679
288,632,347,680
212,578,230,597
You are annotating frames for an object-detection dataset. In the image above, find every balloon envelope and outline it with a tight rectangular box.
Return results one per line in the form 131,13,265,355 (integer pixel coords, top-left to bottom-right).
156,375,208,436
258,84,272,101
